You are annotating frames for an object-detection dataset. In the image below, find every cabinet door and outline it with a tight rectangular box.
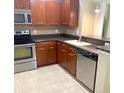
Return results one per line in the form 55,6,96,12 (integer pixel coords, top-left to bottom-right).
46,0,62,25
15,0,30,9
69,0,79,27
61,49,68,68
62,0,70,25
36,47,48,66
60,43,68,69
67,47,77,76
31,0,47,25
36,41,56,67
57,42,62,64
48,45,56,64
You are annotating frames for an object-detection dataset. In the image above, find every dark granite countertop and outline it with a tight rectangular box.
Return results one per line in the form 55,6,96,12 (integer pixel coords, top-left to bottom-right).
34,37,75,42
96,45,110,53
32,35,110,54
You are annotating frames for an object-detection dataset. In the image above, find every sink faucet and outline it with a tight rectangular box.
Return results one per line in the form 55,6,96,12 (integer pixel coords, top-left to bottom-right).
78,35,82,42
76,27,82,42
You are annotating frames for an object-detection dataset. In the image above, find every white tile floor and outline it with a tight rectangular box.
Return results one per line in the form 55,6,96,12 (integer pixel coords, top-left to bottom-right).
15,64,90,93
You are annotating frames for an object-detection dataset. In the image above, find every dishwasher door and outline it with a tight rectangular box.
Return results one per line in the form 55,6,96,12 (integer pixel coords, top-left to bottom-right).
76,54,97,91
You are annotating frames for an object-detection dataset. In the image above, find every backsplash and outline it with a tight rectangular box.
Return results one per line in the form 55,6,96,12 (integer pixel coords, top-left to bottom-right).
14,25,79,36
64,28,79,36
31,30,62,35
14,25,66,35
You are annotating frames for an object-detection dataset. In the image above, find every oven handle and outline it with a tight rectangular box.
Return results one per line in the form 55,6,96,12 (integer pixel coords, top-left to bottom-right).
14,43,35,47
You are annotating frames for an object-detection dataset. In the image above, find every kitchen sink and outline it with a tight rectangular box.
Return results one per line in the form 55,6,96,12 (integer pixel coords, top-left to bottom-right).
64,40,92,46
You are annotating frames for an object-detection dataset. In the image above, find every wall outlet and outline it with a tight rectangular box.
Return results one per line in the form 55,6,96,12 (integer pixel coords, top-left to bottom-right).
34,30,37,34
55,29,59,33
105,42,110,45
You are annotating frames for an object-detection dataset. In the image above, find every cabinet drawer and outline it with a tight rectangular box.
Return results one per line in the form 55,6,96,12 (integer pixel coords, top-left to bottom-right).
36,41,56,47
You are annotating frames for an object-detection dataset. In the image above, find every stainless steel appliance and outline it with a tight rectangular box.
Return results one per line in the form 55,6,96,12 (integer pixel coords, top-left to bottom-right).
14,9,32,24
14,30,36,73
76,49,98,92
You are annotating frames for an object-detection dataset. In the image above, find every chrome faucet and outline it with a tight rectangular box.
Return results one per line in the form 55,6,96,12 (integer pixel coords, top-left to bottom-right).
78,35,82,42
76,27,82,42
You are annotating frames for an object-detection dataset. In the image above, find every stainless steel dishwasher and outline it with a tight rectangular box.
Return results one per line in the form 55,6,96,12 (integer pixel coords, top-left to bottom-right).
76,49,98,92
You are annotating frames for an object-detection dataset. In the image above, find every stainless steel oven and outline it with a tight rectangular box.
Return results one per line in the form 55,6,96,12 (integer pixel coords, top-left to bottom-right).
14,30,37,73
14,43,36,64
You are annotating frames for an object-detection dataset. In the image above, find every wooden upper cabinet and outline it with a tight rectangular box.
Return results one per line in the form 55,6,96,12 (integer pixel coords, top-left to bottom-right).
62,0,79,27
62,0,70,25
46,0,62,25
14,0,30,9
31,0,47,25
69,0,79,27
30,0,79,27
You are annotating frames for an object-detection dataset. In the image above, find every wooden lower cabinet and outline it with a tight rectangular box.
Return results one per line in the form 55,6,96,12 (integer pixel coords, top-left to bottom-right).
36,41,56,67
57,42,62,64
36,41,77,76
47,45,56,64
57,42,77,76
67,47,77,76
60,44,68,68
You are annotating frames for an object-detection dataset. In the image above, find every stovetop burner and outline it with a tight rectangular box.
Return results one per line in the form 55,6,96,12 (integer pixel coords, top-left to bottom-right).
14,30,34,45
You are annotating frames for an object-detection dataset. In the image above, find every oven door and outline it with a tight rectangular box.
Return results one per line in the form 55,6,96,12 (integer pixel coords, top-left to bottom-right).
14,43,36,64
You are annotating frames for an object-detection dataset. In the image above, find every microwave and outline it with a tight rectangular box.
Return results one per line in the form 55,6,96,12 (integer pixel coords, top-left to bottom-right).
14,9,32,24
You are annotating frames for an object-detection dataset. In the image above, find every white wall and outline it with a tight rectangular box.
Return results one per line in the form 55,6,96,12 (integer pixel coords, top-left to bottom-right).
65,0,110,37
80,0,96,36
106,19,110,38
65,0,96,36
93,2,107,37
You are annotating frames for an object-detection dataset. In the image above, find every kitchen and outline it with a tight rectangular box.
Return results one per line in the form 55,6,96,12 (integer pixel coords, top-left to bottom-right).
14,0,110,93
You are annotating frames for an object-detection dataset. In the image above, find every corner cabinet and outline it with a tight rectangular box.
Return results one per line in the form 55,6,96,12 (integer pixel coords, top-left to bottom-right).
58,43,68,68
57,42,77,76
67,46,77,76
36,41,77,76
14,0,30,9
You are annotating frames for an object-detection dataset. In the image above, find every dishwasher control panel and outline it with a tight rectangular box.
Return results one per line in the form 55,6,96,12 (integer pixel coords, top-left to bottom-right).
77,49,98,61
